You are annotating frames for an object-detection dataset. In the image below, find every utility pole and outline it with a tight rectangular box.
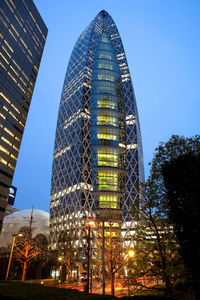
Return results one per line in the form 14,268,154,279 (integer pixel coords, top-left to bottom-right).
86,224,91,293
86,220,95,293
6,233,24,280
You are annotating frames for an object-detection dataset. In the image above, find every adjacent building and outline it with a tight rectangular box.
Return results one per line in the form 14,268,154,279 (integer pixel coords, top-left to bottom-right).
50,10,144,249
0,0,48,231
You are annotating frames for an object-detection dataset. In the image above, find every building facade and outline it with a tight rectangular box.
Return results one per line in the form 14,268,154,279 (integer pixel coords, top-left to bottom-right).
0,0,48,231
50,11,144,249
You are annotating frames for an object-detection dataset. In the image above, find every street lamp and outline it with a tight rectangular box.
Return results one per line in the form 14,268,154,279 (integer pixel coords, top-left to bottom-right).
58,256,63,281
128,250,135,258
6,233,24,280
86,220,95,293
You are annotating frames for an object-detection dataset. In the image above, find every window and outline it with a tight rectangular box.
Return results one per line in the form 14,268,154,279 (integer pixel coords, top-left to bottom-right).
97,147,119,167
98,195,120,209
97,170,118,191
97,127,119,141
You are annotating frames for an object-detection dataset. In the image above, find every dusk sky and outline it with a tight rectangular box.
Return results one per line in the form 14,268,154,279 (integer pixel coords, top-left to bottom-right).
12,0,200,212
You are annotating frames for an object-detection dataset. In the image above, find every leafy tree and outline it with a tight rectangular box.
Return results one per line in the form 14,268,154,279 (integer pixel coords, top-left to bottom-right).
149,135,200,203
162,152,200,289
125,181,182,296
142,135,200,297
125,135,200,296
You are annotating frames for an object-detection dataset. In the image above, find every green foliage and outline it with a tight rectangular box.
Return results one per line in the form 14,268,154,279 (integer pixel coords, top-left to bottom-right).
125,180,182,296
149,135,200,291
149,135,200,209
125,135,200,296
162,152,200,290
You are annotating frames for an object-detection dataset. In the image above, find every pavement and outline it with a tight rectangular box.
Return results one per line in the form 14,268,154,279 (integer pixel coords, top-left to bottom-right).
41,279,136,297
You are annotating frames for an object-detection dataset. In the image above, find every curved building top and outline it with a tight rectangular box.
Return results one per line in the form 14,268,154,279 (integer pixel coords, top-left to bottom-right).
50,10,144,247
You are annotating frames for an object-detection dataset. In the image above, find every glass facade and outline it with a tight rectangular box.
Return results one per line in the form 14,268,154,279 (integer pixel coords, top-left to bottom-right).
50,10,144,249
0,0,48,231
90,33,126,212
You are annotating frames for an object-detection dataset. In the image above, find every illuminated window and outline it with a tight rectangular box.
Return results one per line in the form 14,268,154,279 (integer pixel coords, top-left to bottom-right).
96,110,118,127
99,52,112,60
0,53,9,64
1,136,12,146
97,62,113,70
13,145,19,152
95,94,117,109
97,100,116,109
97,73,115,81
0,156,8,165
11,154,17,160
90,31,126,205
15,136,20,142
97,148,118,167
99,195,119,209
0,145,10,155
8,163,14,170
101,35,109,43
97,170,118,191
97,127,118,141
4,127,14,137
0,92,10,104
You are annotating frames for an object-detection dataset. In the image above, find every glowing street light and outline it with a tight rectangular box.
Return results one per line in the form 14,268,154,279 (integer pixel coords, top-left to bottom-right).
58,256,62,262
6,233,24,280
87,220,95,227
128,250,135,258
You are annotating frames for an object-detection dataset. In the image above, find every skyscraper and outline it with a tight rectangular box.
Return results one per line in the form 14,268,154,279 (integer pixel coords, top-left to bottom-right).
0,0,48,231
50,10,144,248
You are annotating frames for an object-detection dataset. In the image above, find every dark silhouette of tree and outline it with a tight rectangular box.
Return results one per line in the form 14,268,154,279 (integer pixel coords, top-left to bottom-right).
149,135,200,209
27,233,49,279
57,230,77,282
125,135,200,296
145,135,200,298
162,152,200,288
0,246,9,279
125,181,182,296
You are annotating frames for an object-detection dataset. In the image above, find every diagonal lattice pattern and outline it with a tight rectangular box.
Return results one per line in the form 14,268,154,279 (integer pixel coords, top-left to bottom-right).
50,10,144,250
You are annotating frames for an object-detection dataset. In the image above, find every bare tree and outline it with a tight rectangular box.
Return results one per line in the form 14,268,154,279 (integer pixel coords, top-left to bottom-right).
57,230,77,282
14,209,41,282
95,221,125,296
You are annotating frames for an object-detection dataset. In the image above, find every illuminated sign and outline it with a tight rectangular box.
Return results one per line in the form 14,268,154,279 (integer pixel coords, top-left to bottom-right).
8,186,17,206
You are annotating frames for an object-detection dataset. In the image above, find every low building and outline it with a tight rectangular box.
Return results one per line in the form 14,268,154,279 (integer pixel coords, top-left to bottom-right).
0,209,49,247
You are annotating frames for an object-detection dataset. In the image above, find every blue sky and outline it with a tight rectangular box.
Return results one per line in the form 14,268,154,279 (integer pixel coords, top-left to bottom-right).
12,0,200,212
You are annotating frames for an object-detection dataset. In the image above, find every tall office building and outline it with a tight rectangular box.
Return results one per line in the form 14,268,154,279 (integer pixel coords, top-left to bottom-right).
0,0,48,231
50,11,144,248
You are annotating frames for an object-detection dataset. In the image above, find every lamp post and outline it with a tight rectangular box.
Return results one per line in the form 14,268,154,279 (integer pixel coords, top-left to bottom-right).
6,233,24,280
126,249,135,296
58,256,63,281
86,220,95,293
128,250,135,258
